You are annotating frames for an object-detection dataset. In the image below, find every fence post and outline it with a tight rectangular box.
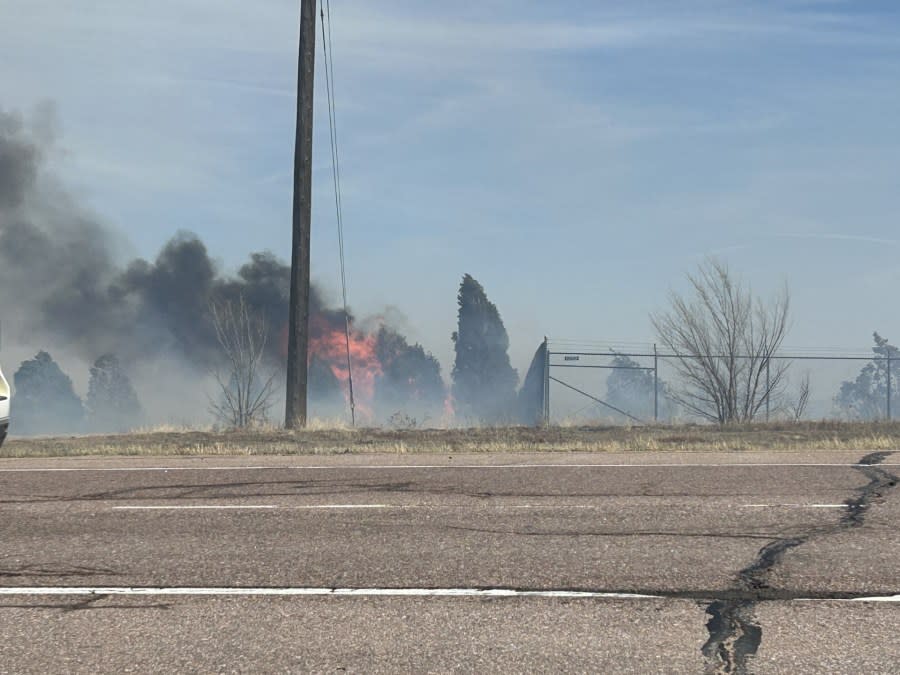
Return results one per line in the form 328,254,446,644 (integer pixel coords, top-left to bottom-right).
653,343,659,423
888,356,892,421
765,359,770,423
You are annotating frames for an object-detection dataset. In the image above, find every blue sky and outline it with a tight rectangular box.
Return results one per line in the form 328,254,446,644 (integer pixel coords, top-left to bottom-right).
3,0,900,378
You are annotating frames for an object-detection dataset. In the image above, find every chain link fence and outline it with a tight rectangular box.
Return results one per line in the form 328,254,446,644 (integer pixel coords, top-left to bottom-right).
541,339,896,426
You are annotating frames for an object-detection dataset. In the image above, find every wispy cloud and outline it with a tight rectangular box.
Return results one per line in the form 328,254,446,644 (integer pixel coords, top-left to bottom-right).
774,233,900,246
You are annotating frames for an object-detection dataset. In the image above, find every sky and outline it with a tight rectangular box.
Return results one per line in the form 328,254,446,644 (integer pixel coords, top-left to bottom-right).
2,0,900,387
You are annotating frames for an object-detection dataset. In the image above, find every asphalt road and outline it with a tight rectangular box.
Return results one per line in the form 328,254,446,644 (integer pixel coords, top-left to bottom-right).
0,450,898,673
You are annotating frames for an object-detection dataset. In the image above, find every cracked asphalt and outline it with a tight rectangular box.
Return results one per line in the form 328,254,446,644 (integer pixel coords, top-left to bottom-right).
0,450,898,673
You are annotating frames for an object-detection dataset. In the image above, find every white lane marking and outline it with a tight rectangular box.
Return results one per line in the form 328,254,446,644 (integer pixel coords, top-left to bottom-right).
109,503,852,512
112,505,278,511
105,504,655,512
795,595,900,604
507,504,602,509
848,595,900,603
0,462,897,473
0,586,662,600
740,504,846,509
112,505,389,511
106,504,652,512
1,587,898,603
291,504,389,509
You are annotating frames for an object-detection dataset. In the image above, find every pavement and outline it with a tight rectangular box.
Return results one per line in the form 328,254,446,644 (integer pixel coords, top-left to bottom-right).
0,450,898,673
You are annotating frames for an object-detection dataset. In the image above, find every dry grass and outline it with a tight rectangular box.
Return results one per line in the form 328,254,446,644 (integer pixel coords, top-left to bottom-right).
2,421,900,458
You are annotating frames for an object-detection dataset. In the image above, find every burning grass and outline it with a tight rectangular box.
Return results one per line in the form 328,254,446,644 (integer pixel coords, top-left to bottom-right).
2,421,900,458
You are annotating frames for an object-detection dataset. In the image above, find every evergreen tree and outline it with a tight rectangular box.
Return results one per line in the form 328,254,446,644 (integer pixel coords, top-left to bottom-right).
605,353,674,422
451,274,518,423
13,351,83,434
374,326,445,421
835,333,899,420
86,354,142,431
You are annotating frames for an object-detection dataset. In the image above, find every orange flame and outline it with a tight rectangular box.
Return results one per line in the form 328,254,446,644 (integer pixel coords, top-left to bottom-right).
309,315,383,421
443,393,455,419
279,316,454,426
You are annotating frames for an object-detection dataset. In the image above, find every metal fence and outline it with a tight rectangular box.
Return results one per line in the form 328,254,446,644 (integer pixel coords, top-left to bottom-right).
541,339,896,425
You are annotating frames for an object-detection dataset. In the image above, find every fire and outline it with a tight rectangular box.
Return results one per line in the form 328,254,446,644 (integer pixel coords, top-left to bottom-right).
278,315,451,426
309,315,383,420
443,393,456,422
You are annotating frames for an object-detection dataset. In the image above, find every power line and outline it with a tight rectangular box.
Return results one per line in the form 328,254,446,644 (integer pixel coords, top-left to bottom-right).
547,338,881,360
320,0,356,426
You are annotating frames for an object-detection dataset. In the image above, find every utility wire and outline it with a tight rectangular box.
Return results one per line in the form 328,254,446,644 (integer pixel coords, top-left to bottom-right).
320,0,356,426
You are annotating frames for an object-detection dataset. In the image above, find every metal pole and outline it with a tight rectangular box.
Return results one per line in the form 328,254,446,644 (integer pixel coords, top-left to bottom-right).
653,343,659,423
286,0,317,429
765,359,770,423
887,356,892,421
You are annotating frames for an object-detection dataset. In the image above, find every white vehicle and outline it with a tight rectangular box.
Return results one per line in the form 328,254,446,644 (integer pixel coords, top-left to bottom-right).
0,364,9,447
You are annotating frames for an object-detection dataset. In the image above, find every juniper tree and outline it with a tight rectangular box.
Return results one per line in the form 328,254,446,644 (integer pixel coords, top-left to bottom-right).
374,326,445,422
86,354,142,431
451,274,518,423
835,333,899,420
605,353,675,422
13,351,83,434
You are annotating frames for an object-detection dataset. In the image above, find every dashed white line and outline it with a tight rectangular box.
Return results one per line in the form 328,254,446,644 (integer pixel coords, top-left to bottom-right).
291,504,390,509
112,505,278,511
111,505,389,511
740,504,846,509
106,504,635,512
108,502,852,512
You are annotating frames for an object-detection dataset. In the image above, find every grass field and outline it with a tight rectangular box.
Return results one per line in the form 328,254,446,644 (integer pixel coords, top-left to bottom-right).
2,421,900,458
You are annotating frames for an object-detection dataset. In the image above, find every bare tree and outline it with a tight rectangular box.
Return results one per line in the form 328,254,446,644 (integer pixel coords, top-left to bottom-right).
651,259,791,424
209,296,277,428
788,371,811,422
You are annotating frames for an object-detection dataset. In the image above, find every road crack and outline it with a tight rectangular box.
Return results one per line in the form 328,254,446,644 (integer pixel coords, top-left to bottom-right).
842,452,898,528
701,452,898,674
702,600,760,674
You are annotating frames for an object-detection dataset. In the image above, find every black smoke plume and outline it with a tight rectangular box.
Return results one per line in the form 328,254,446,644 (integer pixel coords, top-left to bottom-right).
0,106,446,427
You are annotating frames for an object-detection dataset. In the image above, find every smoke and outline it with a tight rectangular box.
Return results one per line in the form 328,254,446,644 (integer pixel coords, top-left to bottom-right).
0,105,447,429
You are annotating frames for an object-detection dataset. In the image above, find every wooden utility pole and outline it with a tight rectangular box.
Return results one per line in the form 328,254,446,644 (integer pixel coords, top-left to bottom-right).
285,0,317,429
